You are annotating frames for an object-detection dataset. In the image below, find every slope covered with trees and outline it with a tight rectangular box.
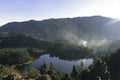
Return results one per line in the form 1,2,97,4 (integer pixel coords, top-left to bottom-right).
0,16,116,40
0,16,120,80
0,35,94,64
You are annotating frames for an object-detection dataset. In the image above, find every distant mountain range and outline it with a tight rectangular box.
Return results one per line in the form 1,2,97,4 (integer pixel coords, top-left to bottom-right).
0,16,120,49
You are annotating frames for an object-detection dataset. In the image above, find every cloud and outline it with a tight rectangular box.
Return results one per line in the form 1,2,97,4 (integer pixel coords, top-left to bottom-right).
87,39,109,47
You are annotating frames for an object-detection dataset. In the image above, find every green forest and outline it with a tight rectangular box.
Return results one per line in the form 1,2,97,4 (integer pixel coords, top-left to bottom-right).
0,34,119,80
1,16,120,80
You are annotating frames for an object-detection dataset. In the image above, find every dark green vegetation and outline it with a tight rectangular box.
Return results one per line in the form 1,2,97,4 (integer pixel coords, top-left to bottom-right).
1,48,120,80
0,35,120,80
104,49,120,80
0,16,120,41
0,48,32,65
1,16,120,55
0,16,111,40
0,35,94,60
47,41,94,59
0,16,120,80
0,35,49,48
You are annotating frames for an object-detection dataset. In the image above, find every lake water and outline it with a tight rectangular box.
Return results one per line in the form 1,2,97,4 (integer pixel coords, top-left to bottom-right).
30,54,93,73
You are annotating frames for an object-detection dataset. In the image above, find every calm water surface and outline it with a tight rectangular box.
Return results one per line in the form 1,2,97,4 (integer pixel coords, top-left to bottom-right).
30,54,93,73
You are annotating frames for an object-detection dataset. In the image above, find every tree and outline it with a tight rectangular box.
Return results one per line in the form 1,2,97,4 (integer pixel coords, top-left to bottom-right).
49,62,55,70
90,59,111,80
80,69,90,80
35,74,52,80
105,48,120,80
61,73,71,80
24,67,40,79
70,65,79,80
80,61,84,70
39,62,48,75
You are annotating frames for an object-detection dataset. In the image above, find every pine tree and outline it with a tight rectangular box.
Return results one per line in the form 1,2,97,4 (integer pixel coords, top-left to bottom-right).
70,65,79,80
61,73,71,80
39,62,48,74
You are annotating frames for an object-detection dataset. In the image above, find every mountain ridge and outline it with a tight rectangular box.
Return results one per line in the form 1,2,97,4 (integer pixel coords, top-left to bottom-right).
0,16,120,52
0,16,120,40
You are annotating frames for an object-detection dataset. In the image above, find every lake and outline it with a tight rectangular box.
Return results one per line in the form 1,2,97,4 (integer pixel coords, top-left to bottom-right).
30,54,93,73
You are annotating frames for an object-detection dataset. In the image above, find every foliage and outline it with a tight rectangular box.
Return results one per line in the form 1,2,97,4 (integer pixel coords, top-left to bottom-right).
0,48,32,65
38,62,61,80
80,69,90,80
0,65,21,79
70,65,79,80
89,59,110,80
61,73,71,80
23,67,40,78
35,74,52,80
47,41,94,60
0,35,49,48
0,15,120,80
0,34,95,60
0,59,112,80
80,59,111,80
105,48,120,80
0,16,113,41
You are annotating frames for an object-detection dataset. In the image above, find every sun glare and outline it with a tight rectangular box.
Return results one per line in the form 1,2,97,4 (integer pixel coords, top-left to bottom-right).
99,0,120,19
79,40,87,47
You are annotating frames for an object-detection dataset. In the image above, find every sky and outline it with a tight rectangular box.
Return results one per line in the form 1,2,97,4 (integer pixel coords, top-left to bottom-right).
1,0,120,26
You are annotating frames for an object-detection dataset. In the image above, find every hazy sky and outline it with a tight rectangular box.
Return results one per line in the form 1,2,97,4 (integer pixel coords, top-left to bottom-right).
1,0,120,26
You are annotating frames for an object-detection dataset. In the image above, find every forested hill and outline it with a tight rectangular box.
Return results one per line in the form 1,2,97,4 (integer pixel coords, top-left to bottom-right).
0,16,119,41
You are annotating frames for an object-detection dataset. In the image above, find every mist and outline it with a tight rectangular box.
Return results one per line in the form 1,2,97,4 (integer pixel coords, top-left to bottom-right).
1,16,120,52
61,28,117,52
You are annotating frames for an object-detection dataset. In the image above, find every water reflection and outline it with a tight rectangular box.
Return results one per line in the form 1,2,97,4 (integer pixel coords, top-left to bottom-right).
30,54,93,73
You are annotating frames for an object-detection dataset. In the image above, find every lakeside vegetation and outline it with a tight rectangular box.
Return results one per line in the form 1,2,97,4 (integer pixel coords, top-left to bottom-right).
1,48,120,80
0,35,120,80
0,35,95,60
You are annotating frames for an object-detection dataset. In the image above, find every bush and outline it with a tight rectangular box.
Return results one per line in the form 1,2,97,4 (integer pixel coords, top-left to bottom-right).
23,67,40,78
0,48,32,65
